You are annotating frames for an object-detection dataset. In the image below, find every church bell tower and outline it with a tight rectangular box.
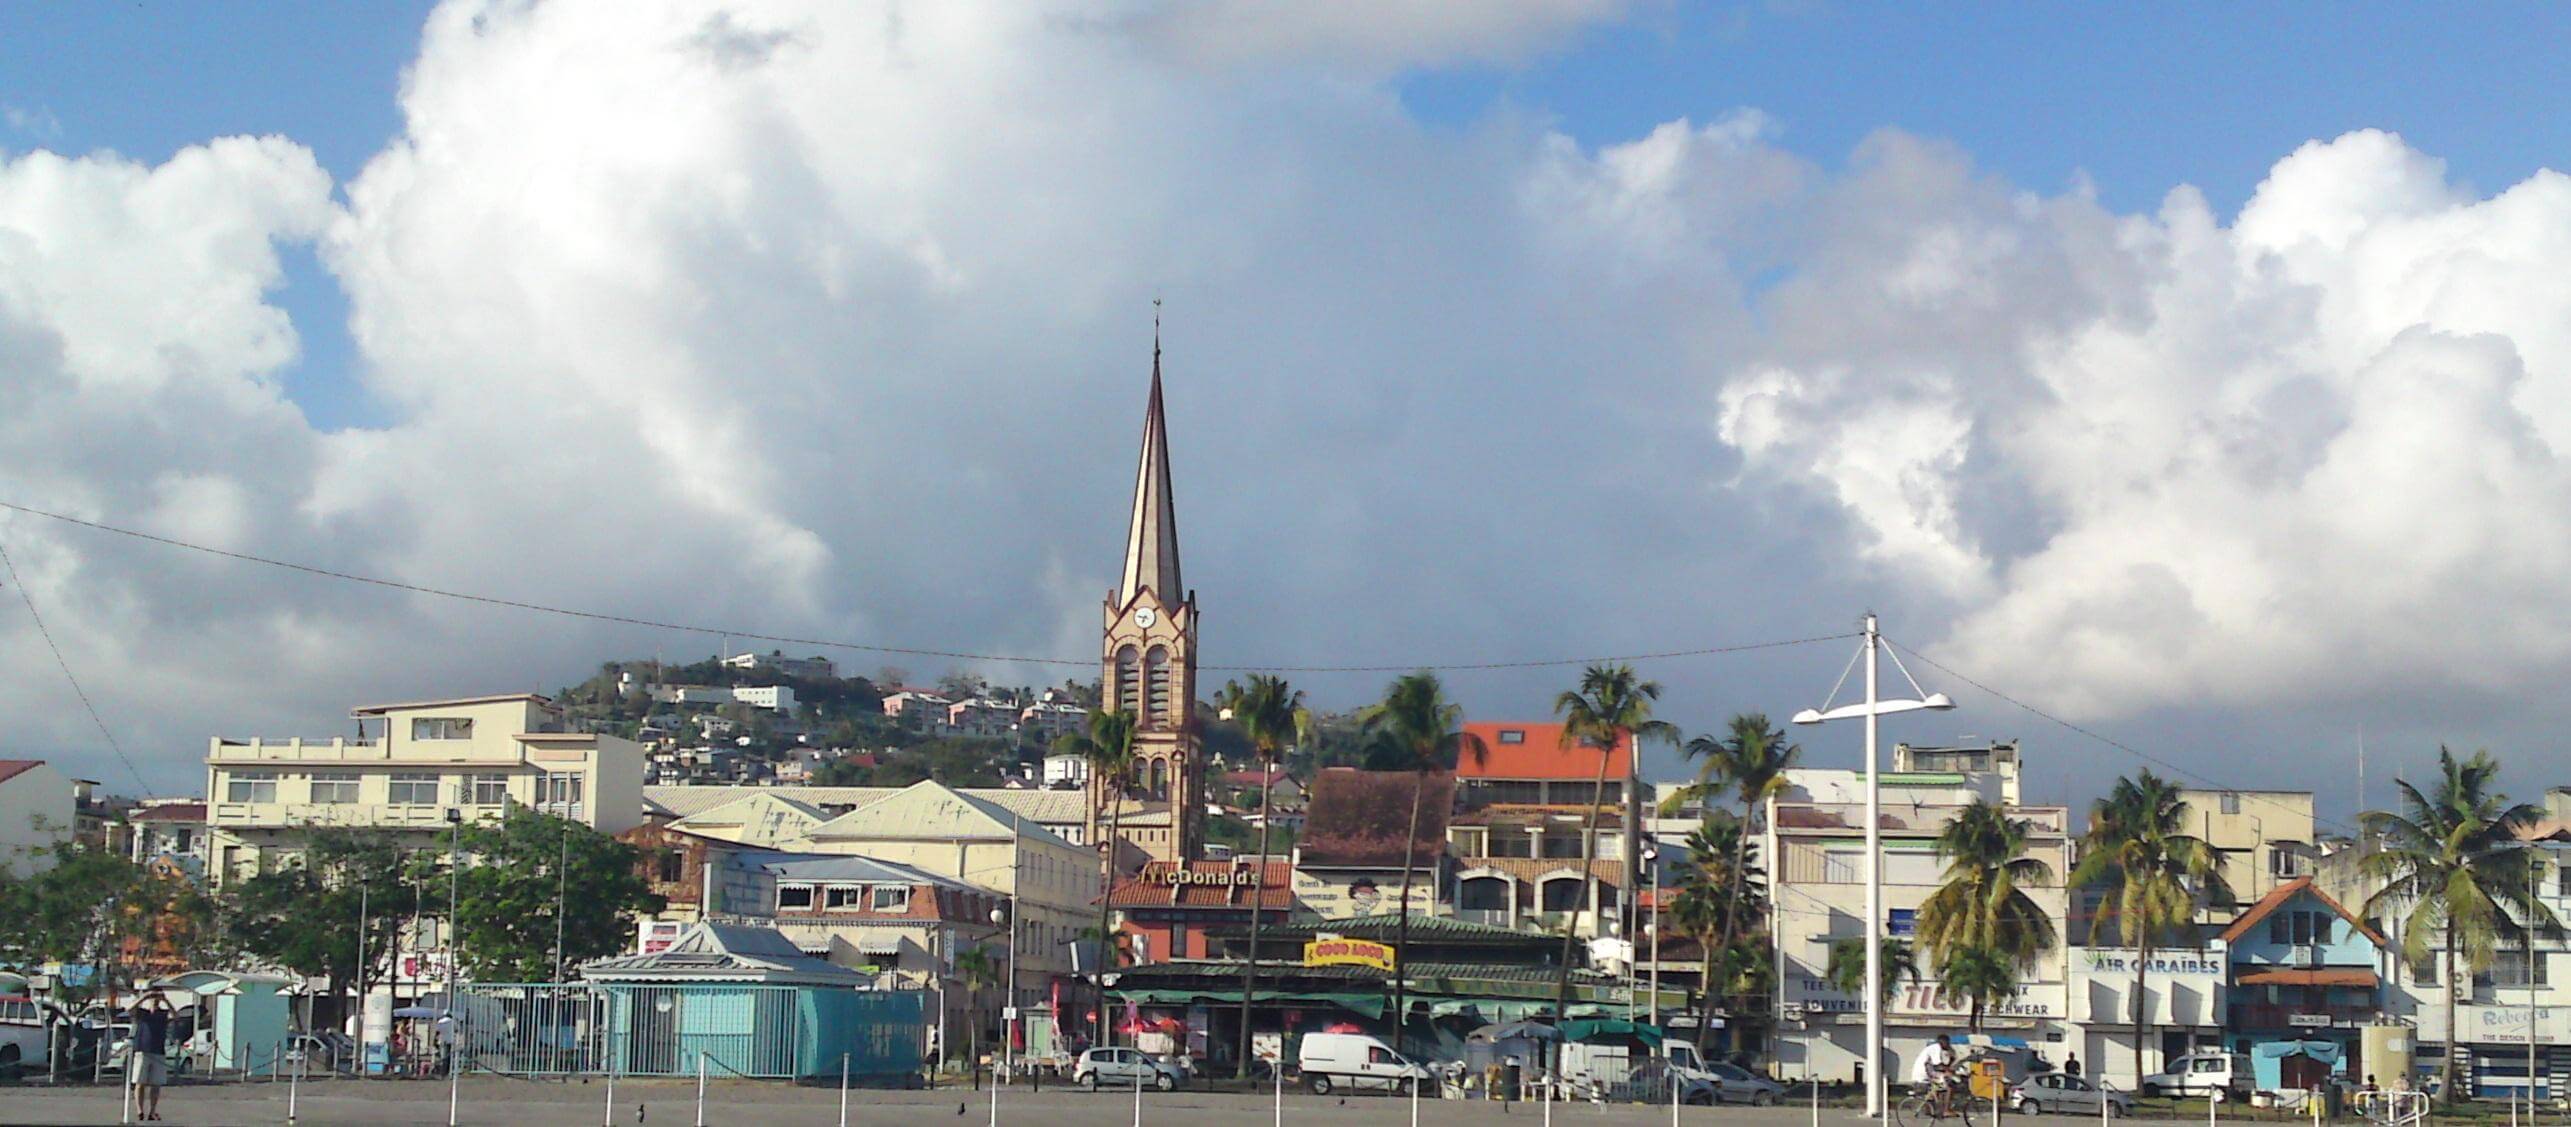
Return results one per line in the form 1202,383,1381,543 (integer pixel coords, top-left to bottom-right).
1090,333,1203,866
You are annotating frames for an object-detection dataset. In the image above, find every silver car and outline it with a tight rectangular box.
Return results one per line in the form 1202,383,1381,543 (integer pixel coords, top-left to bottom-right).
1073,1047,1181,1092
1704,1062,1787,1106
2013,1073,2133,1117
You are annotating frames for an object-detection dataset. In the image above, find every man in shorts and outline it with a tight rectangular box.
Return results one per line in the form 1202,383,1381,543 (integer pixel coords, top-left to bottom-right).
128,994,173,1121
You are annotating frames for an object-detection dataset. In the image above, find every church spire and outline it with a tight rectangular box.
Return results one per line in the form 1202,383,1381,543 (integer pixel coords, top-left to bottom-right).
1119,315,1182,607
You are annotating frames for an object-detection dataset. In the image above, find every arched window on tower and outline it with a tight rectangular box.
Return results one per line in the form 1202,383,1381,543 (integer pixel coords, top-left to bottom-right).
1145,646,1172,728
1115,645,1142,717
1147,758,1167,800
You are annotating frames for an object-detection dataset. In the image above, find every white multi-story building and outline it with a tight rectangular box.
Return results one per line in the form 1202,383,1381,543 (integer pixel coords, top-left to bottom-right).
946,697,1017,737
204,693,644,884
1766,744,2073,1085
0,759,74,877
719,651,837,681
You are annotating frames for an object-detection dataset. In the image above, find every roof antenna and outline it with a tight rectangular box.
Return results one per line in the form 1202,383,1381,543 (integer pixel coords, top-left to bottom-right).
1153,295,1162,365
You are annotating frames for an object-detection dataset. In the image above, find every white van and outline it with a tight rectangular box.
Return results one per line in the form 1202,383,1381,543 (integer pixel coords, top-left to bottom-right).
1298,1032,1435,1096
2143,1051,2252,1100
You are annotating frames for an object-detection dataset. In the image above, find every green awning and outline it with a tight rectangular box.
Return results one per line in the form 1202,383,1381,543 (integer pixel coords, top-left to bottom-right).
1561,1019,1663,1046
1116,989,1385,1019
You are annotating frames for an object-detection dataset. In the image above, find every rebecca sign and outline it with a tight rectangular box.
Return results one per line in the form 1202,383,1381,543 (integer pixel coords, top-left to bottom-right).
1304,939,1396,971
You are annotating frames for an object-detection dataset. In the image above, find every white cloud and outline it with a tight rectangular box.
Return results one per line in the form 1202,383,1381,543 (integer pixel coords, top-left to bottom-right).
8,1,2571,802
1125,0,1635,73
1716,128,2571,721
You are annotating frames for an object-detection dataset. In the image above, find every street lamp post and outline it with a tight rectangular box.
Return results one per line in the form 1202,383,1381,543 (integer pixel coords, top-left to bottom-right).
1793,613,1954,1119
1644,839,1661,1029
993,901,1017,1078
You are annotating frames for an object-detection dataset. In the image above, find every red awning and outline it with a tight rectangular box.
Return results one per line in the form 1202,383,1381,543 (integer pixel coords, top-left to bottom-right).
2235,968,2378,987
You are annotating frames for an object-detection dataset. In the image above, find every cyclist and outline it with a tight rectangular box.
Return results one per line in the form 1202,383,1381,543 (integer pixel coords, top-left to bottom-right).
1911,1035,1963,1117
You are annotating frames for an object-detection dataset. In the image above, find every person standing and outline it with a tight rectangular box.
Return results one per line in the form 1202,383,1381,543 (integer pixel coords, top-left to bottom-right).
127,994,173,1122
2065,1053,2082,1080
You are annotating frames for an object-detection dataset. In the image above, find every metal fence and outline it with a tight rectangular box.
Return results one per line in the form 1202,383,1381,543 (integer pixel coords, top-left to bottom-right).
453,983,923,1082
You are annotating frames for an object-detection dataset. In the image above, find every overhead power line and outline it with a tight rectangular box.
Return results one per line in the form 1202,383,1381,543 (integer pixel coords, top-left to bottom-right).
0,535,151,793
1888,639,2364,840
0,498,1852,674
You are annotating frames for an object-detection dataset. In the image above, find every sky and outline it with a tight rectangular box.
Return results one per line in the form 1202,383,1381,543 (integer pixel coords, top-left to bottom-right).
3,1,2569,826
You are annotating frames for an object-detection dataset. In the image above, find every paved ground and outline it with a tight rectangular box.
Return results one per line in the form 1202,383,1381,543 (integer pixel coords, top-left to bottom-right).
0,1080,2232,1127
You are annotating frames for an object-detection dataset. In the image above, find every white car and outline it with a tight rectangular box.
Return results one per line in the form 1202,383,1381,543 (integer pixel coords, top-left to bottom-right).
1074,1047,1181,1092
2144,1051,2251,1100
2014,1073,2134,1116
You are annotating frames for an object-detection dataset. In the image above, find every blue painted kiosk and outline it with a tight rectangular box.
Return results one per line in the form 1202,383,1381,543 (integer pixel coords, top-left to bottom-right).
148,971,298,1077
582,923,924,1083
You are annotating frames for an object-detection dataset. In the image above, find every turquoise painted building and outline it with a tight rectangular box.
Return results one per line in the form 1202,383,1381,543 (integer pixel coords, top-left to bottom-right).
582,923,924,1082
2218,878,2391,1092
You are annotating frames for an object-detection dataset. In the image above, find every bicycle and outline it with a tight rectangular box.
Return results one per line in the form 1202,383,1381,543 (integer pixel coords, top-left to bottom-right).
1894,1076,1969,1127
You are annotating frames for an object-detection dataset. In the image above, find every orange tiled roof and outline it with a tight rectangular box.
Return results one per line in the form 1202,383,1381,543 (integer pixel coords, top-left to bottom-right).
1106,859,1299,910
2215,876,2390,948
1457,723,1631,781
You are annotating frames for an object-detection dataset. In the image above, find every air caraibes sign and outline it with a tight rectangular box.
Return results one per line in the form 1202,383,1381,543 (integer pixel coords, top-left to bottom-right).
1304,939,1395,971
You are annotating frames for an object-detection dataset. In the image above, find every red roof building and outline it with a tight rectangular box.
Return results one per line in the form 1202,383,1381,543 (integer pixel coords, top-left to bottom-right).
1105,858,1298,962
1455,723,1632,781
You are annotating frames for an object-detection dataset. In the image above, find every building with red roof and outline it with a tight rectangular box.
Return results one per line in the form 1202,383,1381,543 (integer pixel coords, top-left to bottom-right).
1105,858,1299,963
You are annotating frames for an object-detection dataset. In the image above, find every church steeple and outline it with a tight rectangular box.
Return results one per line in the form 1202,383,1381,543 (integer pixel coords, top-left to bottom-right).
1093,315,1204,867
1118,327,1182,608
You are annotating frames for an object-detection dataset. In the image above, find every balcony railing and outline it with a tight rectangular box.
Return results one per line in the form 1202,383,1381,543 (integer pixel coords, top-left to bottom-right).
1455,908,1514,927
1773,802,2068,836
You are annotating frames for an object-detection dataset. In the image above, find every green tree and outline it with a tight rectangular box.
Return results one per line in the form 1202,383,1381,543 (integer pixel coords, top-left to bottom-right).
1549,664,1678,1039
1669,813,1767,1034
1917,798,2057,974
423,811,663,981
1062,707,1140,1042
2359,748,2561,1103
1936,944,2019,1031
956,944,1002,1075
1214,674,1306,1077
0,841,158,1003
1826,935,1919,1006
1358,671,1485,1050
2070,770,2231,1090
229,829,417,1007
1664,713,1798,1027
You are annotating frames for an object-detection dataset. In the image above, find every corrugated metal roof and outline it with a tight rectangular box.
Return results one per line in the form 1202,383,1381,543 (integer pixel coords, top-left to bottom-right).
645,783,1090,826
803,780,1079,849
760,854,982,891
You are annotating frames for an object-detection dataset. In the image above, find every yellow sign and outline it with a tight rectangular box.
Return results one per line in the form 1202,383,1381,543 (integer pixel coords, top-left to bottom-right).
1303,939,1395,971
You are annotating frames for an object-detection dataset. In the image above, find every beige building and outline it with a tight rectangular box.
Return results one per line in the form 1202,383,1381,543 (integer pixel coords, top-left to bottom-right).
0,759,75,877
204,693,643,883
1767,762,2074,1081
2174,788,2316,920
794,780,1102,1015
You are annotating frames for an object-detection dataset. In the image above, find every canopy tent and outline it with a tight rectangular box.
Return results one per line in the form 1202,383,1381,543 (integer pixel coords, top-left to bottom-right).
1561,1018,1663,1047
2253,1040,2343,1063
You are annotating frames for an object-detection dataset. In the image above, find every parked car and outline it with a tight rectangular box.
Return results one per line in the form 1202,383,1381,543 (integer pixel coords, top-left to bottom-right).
2143,1051,2252,1100
1073,1047,1181,1092
2013,1073,2134,1116
0,996,50,1080
1296,1031,1435,1096
1703,1061,1787,1106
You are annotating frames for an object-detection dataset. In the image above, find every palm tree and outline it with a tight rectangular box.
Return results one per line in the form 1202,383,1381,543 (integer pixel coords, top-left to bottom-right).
2070,770,2231,1090
1550,664,1680,1041
1664,713,1798,1027
1826,935,1920,1006
1214,674,1306,1077
2359,747,2560,1103
1670,814,1767,1034
1917,798,2057,975
1936,945,2018,1031
1357,671,1483,1052
956,944,1002,1077
1064,707,1139,1045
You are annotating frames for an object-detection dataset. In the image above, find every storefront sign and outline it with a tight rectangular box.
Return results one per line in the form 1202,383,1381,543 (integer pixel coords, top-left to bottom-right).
1305,938,1396,971
2068,947,2226,1027
2450,1004,2568,1045
1158,868,1261,887
2289,1014,2333,1028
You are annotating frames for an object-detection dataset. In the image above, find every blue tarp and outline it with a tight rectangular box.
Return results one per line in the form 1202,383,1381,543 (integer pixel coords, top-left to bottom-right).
2253,1040,2343,1063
